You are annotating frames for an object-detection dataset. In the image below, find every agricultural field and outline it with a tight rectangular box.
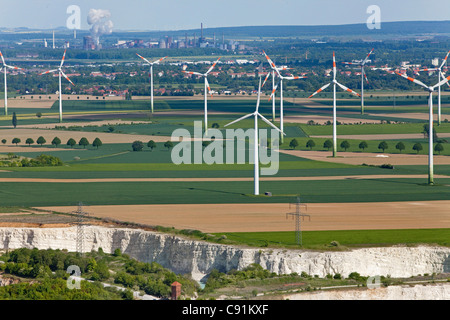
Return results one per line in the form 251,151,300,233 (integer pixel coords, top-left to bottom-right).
0,93,449,250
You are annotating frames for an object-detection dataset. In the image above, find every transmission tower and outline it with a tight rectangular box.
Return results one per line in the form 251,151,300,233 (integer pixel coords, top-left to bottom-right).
73,202,89,255
286,196,310,246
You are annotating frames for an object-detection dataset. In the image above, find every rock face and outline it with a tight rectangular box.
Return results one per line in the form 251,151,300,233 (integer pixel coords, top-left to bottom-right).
0,226,449,282
285,283,450,300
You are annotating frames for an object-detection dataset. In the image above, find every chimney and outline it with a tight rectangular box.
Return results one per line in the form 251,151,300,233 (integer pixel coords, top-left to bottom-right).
171,282,181,300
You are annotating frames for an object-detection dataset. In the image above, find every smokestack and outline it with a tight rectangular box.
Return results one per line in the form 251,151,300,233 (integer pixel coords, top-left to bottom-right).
201,23,203,39
52,31,55,49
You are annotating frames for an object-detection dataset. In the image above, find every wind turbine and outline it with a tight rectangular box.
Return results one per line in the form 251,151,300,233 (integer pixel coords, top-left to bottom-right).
308,52,361,157
225,76,285,195
395,71,450,185
262,51,306,143
0,51,22,116
419,50,450,126
342,48,374,115
136,54,167,114
182,56,221,135
39,49,75,123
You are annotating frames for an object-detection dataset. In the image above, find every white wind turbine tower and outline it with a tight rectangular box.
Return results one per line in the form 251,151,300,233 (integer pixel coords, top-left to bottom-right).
182,56,221,135
342,48,374,115
395,71,450,185
39,49,75,123
136,54,167,114
0,51,22,116
262,51,306,143
419,50,450,126
308,52,361,158
225,77,285,195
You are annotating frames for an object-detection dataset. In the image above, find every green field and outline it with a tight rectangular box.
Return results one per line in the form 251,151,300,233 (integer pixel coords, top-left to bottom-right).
215,228,450,249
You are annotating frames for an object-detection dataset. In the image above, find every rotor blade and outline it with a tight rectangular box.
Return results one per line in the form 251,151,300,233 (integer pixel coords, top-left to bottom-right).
261,72,271,88
282,75,306,80
224,113,254,127
136,53,151,64
395,72,429,90
342,62,359,65
182,70,204,77
5,64,22,70
60,70,75,86
432,74,450,90
362,48,375,65
362,67,369,84
39,69,58,75
0,51,5,65
60,49,67,67
420,68,438,72
256,77,262,112
263,51,281,77
257,113,285,135
440,50,450,69
336,81,361,97
308,82,331,98
153,56,167,65
333,52,337,80
206,57,221,75
440,71,450,88
205,77,213,98
268,82,280,101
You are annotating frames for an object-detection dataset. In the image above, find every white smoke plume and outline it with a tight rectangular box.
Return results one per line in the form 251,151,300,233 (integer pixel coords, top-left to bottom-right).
87,9,113,45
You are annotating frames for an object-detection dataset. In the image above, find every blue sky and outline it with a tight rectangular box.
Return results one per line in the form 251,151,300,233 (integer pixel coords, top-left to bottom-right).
1,0,449,31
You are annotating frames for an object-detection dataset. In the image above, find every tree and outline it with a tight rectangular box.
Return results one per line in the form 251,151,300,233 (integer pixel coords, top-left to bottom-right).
378,141,388,153
12,112,17,128
435,143,444,155
340,140,350,151
12,138,21,145
1,139,6,144
79,137,89,149
36,112,42,118
212,123,220,128
67,138,76,148
52,137,61,147
395,142,405,153
358,141,368,151
323,139,333,151
147,140,156,151
164,141,174,150
37,136,46,146
289,139,299,149
413,143,423,154
26,138,34,146
92,138,103,149
306,139,315,150
132,140,144,151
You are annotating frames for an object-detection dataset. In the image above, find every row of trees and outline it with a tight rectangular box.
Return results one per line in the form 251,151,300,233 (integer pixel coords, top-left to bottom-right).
6,136,103,149
288,138,445,154
131,140,173,151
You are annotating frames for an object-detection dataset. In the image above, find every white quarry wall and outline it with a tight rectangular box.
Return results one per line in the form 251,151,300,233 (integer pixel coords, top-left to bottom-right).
0,226,449,283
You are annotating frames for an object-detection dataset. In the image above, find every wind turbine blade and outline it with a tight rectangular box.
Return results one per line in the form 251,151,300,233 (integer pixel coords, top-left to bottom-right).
362,48,374,65
268,82,280,101
362,67,369,84
440,50,450,69
308,82,331,98
257,113,285,135
282,75,306,80
153,56,167,65
206,57,221,75
263,51,281,77
224,113,254,127
440,71,450,88
333,52,337,80
256,77,262,112
60,49,67,67
205,77,213,98
182,70,204,76
0,51,5,65
5,64,21,70
342,62,358,65
261,72,271,88
336,81,361,97
420,68,439,72
395,72,429,90
136,53,151,64
39,69,58,75
60,70,75,86
433,74,450,90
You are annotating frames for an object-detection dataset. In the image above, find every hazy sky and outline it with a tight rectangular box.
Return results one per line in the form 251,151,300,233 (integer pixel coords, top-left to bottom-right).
1,0,449,31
